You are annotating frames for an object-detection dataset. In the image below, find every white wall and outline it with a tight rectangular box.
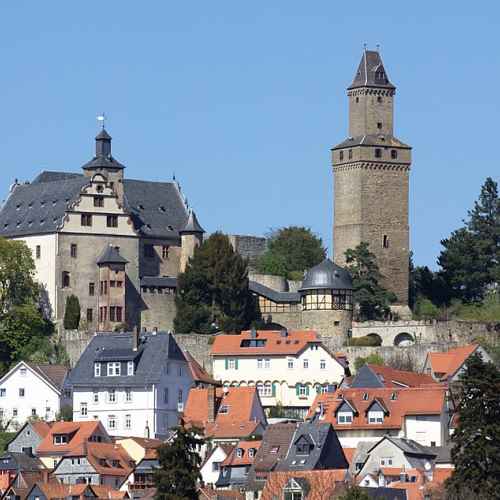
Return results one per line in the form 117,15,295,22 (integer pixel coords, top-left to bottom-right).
200,446,228,486
0,362,61,430
405,415,443,446
212,344,344,408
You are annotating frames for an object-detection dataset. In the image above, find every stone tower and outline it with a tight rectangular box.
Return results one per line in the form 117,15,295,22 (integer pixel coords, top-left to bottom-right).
179,209,204,272
332,49,412,309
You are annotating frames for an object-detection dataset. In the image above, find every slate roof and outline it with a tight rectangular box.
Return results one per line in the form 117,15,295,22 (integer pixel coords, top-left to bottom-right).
0,452,45,472
332,134,411,151
249,281,300,303
0,168,190,239
350,364,438,389
140,276,178,288
368,437,437,458
299,259,352,292
348,50,395,90
65,331,186,388
180,209,204,234
96,245,129,265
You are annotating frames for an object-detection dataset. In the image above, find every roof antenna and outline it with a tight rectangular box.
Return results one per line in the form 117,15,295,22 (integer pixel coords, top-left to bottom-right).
173,172,176,181
96,113,106,130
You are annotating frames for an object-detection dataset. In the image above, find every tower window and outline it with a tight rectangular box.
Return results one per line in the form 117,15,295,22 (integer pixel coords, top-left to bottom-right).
87,308,93,322
339,151,344,161
94,196,104,207
348,149,353,159
62,271,70,288
377,96,383,103
391,149,398,159
375,148,382,158
355,96,359,103
70,244,77,258
89,282,95,296
81,214,92,227
377,122,382,130
107,215,118,228
35,245,41,259
383,235,389,248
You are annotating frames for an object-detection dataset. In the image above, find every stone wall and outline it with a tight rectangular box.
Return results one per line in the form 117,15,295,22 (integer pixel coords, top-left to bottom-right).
140,290,176,332
173,333,214,374
61,329,94,367
228,235,267,268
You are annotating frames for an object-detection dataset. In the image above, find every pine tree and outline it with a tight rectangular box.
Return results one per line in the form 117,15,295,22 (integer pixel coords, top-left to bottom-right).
345,242,396,320
445,352,500,499
338,485,370,500
63,295,81,329
174,232,256,333
153,426,203,500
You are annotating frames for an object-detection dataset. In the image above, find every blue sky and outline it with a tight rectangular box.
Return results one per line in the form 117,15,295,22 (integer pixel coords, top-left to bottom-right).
1,2,498,268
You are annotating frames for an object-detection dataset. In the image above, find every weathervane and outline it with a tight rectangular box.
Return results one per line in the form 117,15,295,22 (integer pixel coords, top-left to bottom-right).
96,113,106,130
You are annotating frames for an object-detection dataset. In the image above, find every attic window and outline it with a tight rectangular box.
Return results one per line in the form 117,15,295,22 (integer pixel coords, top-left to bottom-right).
41,201,46,207
16,204,21,210
52,200,57,206
167,225,174,231
138,204,144,210
28,202,32,208
27,221,33,227
236,448,243,458
390,392,397,400
16,221,21,228
219,405,229,414
40,219,45,225
159,206,166,212
362,393,368,400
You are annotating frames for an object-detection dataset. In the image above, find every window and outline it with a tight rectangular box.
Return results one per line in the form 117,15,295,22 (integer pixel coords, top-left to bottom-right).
219,404,229,414
380,457,393,466
212,462,220,472
108,415,117,430
115,306,122,323
163,388,169,404
178,366,183,376
108,389,116,403
391,149,398,159
107,362,121,376
125,414,131,430
70,244,77,258
320,359,326,370
93,390,99,403
54,434,68,445
377,96,383,103
228,359,236,370
288,359,294,369
355,96,359,103
236,448,243,458
144,244,155,258
31,408,37,417
264,358,270,369
109,306,116,322
362,392,368,400
348,149,353,159
257,359,263,369
377,122,382,129
12,408,18,417
375,148,382,158
20,367,27,376
125,388,132,402
116,280,123,288
107,215,118,228
62,271,70,288
296,441,310,455
81,214,92,227
368,410,384,424
338,412,353,424
99,306,107,323
303,359,309,369
298,384,307,397
94,196,104,207
263,382,273,397
35,245,41,259
19,388,25,397
339,151,344,161
177,389,183,403
110,280,116,288
127,361,134,376
0,389,6,397
383,235,389,248
248,448,255,458
162,246,169,259
94,363,101,377
89,282,95,296
270,446,279,454
100,281,108,295
80,403,88,417
86,308,93,322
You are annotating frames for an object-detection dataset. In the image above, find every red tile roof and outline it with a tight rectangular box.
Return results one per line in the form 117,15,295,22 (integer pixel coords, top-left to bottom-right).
31,421,53,438
91,484,130,498
428,344,479,379
342,447,356,466
365,364,439,388
211,330,321,356
198,486,244,499
184,351,220,386
27,363,68,390
221,439,262,466
85,442,133,478
261,470,348,500
307,387,446,430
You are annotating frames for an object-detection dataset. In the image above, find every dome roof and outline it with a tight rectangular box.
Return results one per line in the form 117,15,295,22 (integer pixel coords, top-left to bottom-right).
299,258,352,292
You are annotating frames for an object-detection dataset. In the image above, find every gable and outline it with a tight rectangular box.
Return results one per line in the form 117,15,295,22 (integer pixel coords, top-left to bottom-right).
0,362,61,395
351,365,385,388
367,400,386,414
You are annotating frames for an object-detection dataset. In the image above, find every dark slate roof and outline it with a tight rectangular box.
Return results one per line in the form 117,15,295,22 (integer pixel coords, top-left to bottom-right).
364,487,407,500
332,134,411,151
135,458,159,472
276,422,348,472
0,171,189,239
249,281,300,303
65,331,186,388
350,365,385,389
0,452,45,472
180,210,204,234
425,444,452,464
82,129,125,170
348,50,395,90
140,276,178,288
370,437,436,458
299,259,352,292
96,245,129,265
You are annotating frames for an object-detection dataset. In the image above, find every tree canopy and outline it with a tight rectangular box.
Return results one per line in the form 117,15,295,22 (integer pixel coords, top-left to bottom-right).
256,226,326,280
345,242,396,320
174,232,256,334
446,352,500,499
153,426,204,500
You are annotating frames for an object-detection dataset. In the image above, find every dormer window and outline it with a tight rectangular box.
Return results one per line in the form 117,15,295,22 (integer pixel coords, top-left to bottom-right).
296,440,311,455
219,405,229,415
236,448,243,458
362,392,368,400
54,434,68,445
368,410,384,424
94,363,101,377
127,361,134,376
107,362,121,377
337,411,353,424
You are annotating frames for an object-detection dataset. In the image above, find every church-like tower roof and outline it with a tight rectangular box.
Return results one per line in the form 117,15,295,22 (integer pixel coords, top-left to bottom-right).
82,128,126,170
180,209,204,234
97,244,129,265
348,50,395,91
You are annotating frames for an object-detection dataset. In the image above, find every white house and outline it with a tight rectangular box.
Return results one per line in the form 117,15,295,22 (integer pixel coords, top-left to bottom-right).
200,444,234,486
65,330,193,438
211,329,347,417
0,361,69,430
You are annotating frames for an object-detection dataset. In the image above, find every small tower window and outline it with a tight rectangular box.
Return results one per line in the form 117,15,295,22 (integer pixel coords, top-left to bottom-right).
377,96,383,103
383,235,389,248
355,96,359,103
375,148,382,158
377,122,382,130
391,149,398,159
70,244,77,258
348,149,353,159
62,271,70,288
35,245,41,259
94,196,104,207
339,151,344,161
81,214,92,227
107,215,118,228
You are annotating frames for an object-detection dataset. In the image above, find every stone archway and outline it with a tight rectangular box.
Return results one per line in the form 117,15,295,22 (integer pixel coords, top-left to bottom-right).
393,332,415,347
366,333,383,346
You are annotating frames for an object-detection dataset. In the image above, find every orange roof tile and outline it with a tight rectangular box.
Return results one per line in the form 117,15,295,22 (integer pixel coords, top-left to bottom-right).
31,421,53,438
221,439,262,466
91,484,131,498
36,420,108,456
184,351,220,386
198,486,244,499
307,387,446,430
366,364,439,388
211,330,320,356
428,344,479,379
261,470,347,500
85,442,133,477
432,467,453,484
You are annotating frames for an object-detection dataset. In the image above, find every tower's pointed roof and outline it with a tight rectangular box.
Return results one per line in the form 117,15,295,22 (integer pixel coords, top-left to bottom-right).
82,128,125,170
348,50,395,90
179,209,205,234
97,244,129,266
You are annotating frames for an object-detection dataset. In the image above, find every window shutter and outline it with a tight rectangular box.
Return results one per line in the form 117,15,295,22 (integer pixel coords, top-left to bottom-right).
306,385,310,396
296,384,300,396
235,359,239,370
225,359,228,370
272,383,276,397
316,384,321,394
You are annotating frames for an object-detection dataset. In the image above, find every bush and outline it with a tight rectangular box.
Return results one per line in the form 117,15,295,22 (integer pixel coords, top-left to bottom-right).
56,405,73,422
413,297,440,320
0,432,15,452
63,295,80,330
349,335,382,347
354,353,384,371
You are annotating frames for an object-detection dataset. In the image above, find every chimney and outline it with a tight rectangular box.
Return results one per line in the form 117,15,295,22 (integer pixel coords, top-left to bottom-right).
207,386,216,423
132,326,139,351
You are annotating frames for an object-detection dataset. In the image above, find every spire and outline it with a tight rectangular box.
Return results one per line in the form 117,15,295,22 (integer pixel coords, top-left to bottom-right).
348,49,395,90
82,127,125,171
95,128,112,158
180,209,204,234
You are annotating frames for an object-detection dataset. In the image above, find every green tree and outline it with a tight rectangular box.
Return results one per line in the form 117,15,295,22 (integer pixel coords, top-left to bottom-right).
445,353,500,499
256,226,326,280
338,485,370,500
354,353,384,371
154,427,203,500
63,295,81,329
410,261,450,309
413,297,440,320
174,232,256,334
345,242,396,321
56,405,73,422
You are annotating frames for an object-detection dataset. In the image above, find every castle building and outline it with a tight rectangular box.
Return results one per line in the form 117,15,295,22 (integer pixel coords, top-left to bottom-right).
332,49,412,311
0,129,203,331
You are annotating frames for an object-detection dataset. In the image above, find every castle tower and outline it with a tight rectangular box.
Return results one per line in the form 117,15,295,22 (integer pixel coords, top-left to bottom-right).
332,49,412,308
97,245,128,331
179,210,204,272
